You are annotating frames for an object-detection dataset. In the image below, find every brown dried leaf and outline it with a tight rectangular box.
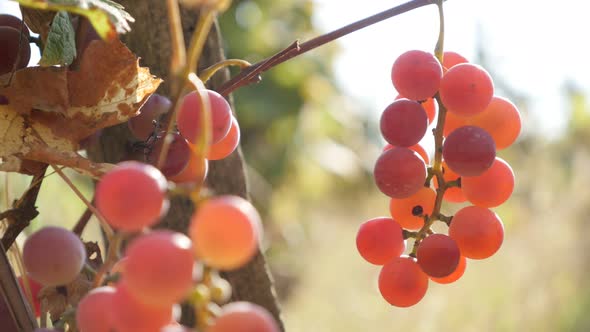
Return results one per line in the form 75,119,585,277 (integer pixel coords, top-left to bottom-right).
0,39,161,176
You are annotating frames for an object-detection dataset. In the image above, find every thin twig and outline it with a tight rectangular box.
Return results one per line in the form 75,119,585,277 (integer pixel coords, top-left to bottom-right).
218,0,437,96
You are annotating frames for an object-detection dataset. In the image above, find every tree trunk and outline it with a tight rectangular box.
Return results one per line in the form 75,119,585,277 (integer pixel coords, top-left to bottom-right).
86,2,284,330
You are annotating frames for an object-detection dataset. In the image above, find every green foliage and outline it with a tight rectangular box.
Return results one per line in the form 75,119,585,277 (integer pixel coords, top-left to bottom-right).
39,11,76,66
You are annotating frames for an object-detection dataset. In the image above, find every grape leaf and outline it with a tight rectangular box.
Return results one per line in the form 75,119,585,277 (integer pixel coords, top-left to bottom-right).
15,0,134,41
0,40,161,176
39,11,77,66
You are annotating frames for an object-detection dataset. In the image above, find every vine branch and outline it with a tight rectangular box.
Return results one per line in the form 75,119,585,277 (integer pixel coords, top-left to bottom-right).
218,0,439,96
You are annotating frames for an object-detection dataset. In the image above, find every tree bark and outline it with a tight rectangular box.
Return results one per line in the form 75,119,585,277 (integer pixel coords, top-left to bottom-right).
86,2,284,330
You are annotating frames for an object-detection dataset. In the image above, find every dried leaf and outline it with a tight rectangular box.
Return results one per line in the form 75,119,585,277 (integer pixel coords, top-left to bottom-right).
0,40,161,176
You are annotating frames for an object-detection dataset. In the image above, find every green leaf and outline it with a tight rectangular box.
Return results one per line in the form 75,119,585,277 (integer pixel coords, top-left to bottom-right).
15,0,134,41
39,11,77,66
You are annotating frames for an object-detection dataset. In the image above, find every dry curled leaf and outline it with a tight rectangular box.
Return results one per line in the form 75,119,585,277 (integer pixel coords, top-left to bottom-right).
0,39,161,176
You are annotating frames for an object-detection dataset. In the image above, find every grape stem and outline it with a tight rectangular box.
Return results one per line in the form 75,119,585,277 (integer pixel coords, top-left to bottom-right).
200,59,252,83
411,0,448,256
217,0,442,96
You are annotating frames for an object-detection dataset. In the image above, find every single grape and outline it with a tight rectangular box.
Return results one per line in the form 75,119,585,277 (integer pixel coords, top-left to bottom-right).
95,161,169,232
189,195,262,270
111,282,173,332
17,276,42,316
373,147,427,199
389,187,436,230
378,256,428,307
434,161,466,203
22,227,86,286
0,26,31,75
208,116,240,161
383,143,429,164
442,51,468,71
356,217,405,265
430,255,467,284
380,99,428,147
391,50,443,101
468,96,521,149
128,94,172,141
462,157,515,208
123,231,195,307
442,126,496,176
148,133,191,178
449,206,504,259
416,234,460,278
439,63,494,116
207,301,280,332
0,14,30,37
177,89,232,144
168,144,209,184
76,286,116,332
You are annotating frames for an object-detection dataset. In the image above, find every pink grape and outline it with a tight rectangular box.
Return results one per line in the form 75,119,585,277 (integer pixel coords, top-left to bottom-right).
391,50,442,101
378,256,428,307
462,157,515,208
208,116,240,161
190,195,261,270
416,234,460,278
442,126,496,176
442,51,468,71
177,89,232,144
128,94,172,140
123,231,195,307
356,217,405,265
380,99,428,147
76,286,116,332
207,301,280,332
449,206,504,259
148,133,191,178
23,227,85,286
95,161,169,231
439,63,494,116
373,147,426,199
111,282,173,332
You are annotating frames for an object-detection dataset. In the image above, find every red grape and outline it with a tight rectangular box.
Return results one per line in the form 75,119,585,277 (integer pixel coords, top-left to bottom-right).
391,50,442,101
442,51,468,71
439,63,494,116
23,226,85,286
389,187,435,230
449,206,504,259
0,26,31,75
177,89,232,144
76,286,116,332
383,143,429,164
148,133,191,178
468,96,521,149
356,217,405,265
111,282,173,332
208,116,240,161
0,15,30,37
373,147,427,199
380,99,428,147
430,255,466,284
462,157,515,208
168,144,209,184
442,126,496,176
17,276,42,316
123,231,195,307
378,256,428,307
95,161,169,232
396,95,437,125
416,234,460,278
128,94,171,141
208,301,280,332
189,195,261,270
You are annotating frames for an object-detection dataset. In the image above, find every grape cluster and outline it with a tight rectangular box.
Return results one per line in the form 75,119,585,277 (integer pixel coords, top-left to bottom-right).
0,14,31,76
16,88,277,331
356,50,520,307
128,89,241,186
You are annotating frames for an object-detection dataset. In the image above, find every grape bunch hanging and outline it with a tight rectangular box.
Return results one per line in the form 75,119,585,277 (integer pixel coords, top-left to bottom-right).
356,50,521,307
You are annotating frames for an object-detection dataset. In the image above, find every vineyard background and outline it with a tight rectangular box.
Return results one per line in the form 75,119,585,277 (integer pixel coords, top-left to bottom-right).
1,0,590,331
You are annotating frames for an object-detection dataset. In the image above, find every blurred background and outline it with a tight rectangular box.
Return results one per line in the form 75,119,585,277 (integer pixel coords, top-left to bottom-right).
3,0,590,331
